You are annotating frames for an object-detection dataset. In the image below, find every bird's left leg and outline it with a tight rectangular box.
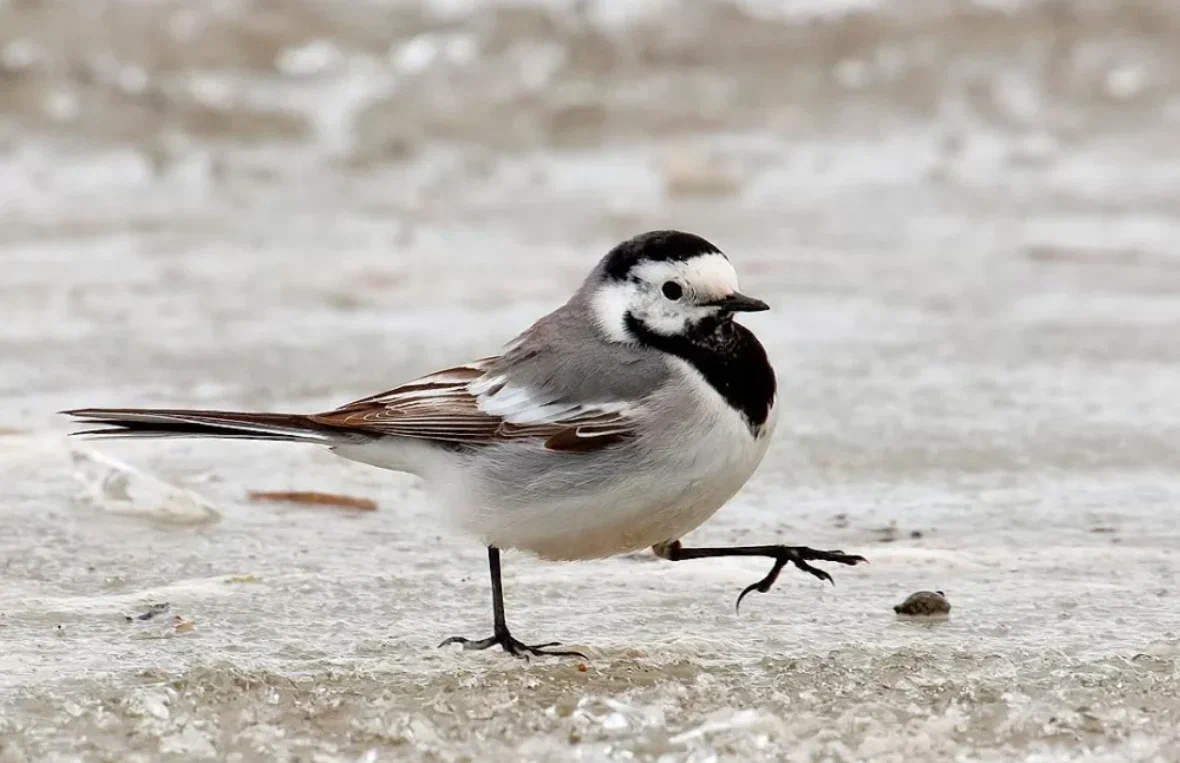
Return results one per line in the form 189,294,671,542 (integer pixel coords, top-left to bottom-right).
653,540,866,612
438,546,587,660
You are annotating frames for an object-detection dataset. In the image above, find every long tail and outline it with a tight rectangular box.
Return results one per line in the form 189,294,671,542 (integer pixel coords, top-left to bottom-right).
63,408,340,444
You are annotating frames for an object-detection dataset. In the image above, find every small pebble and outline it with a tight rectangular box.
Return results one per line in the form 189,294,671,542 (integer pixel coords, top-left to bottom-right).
894,590,951,616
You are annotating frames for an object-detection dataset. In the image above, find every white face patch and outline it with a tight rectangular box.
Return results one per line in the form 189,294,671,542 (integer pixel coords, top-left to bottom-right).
631,253,740,301
591,253,743,342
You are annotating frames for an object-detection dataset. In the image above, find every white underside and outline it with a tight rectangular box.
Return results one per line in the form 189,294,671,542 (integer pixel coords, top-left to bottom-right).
332,359,777,561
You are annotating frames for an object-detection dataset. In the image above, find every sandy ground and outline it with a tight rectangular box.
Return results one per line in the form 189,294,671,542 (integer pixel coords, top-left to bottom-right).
2,1,1180,761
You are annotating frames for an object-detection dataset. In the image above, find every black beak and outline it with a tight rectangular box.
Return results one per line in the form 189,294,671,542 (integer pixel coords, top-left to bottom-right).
708,292,770,313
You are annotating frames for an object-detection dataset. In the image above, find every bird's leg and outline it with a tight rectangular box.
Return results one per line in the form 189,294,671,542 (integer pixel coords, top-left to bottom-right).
654,540,866,612
438,547,587,660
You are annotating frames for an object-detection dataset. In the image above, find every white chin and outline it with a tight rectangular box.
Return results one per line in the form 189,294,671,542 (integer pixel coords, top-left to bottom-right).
641,314,690,336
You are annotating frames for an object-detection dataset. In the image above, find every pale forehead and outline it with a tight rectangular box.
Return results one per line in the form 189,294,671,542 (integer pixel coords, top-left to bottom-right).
631,253,740,297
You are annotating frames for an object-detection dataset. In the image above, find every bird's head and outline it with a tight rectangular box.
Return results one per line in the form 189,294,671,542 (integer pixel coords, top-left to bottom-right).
585,230,768,344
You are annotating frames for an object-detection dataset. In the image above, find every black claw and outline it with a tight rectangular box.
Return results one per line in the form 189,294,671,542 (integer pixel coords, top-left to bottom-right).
734,582,760,613
438,635,498,651
735,557,786,613
438,632,586,660
795,559,835,585
733,547,866,613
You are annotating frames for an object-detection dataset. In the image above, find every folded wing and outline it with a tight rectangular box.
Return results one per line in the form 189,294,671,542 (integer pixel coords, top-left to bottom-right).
310,358,636,452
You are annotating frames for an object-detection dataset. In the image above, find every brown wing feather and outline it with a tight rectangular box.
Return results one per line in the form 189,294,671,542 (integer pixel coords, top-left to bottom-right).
309,362,635,451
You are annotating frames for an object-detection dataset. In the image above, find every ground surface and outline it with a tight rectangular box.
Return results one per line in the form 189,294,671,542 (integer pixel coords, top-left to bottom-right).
2,1,1179,761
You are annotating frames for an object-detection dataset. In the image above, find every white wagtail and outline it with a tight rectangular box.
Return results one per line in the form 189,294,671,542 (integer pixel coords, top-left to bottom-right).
65,230,865,659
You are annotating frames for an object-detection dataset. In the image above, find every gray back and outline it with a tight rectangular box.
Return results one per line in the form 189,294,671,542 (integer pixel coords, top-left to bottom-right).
487,285,669,404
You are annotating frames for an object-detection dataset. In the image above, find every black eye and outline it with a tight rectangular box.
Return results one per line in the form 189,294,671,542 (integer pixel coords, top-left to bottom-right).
661,281,683,301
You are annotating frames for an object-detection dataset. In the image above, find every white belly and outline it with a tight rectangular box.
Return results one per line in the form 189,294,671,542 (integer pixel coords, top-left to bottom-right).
460,366,779,561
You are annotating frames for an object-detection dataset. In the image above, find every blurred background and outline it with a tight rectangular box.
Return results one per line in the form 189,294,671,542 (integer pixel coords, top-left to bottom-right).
2,1,1179,761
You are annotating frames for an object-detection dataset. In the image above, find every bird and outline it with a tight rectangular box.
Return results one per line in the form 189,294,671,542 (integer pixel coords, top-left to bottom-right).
63,230,865,659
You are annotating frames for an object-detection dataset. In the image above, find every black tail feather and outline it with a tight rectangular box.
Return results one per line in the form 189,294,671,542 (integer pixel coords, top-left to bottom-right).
62,408,336,444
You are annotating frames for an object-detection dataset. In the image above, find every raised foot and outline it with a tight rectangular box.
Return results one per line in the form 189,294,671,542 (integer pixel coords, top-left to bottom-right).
438,632,587,661
737,546,867,612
